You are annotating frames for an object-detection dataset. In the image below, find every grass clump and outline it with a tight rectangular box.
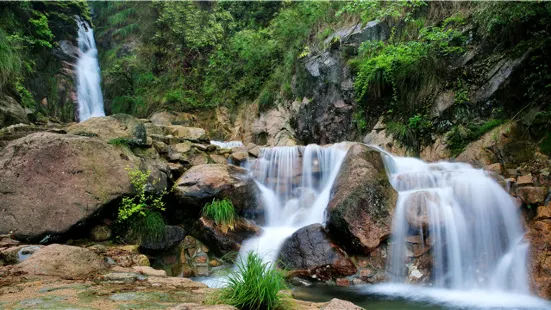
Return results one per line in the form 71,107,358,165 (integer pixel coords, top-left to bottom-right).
202,198,236,233
214,252,290,310
118,168,168,244
108,137,136,147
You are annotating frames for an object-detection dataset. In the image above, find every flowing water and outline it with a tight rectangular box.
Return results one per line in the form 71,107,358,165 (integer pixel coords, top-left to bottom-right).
76,18,105,122
210,141,244,148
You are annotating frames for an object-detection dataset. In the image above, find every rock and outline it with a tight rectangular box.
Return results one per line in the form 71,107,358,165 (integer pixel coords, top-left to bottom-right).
431,90,455,118
172,142,193,154
326,144,396,254
166,126,208,142
335,278,350,287
209,154,227,164
90,225,112,242
517,174,534,186
516,187,548,205
139,226,186,253
153,141,169,154
277,224,356,281
190,217,261,257
229,151,248,165
0,245,42,265
146,276,207,289
485,163,504,175
0,94,29,128
456,123,515,167
170,303,237,310
536,205,551,221
173,164,258,216
0,132,134,242
321,298,363,310
150,111,197,127
100,272,141,283
66,114,147,145
132,266,167,277
527,219,551,299
14,244,108,279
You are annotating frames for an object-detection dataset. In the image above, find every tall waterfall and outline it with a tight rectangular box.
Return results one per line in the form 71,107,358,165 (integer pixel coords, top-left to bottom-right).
239,144,348,263
76,18,105,122
380,151,530,292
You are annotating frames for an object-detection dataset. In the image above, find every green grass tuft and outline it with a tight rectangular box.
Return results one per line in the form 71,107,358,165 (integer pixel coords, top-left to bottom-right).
108,137,136,147
213,252,290,310
202,199,236,233
129,211,166,244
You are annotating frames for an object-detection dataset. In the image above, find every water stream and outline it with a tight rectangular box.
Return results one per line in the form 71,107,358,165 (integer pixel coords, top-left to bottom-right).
76,18,105,122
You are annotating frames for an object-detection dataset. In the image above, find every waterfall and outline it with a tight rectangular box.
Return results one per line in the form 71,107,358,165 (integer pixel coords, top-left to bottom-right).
238,144,348,263
210,141,244,148
379,151,530,292
76,18,105,122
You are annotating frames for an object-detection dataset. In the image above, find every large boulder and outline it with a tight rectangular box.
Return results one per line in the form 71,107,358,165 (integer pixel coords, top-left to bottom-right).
0,94,28,128
0,132,134,242
173,164,259,216
66,114,148,145
326,144,396,254
277,224,356,281
14,244,108,279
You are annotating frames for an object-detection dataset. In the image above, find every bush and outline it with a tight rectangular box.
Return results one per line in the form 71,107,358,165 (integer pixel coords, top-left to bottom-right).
108,137,136,147
215,252,289,310
202,198,236,233
118,168,168,244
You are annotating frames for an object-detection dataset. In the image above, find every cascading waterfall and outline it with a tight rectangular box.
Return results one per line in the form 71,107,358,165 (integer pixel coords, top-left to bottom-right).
76,18,105,122
362,149,551,309
238,144,348,263
380,152,529,292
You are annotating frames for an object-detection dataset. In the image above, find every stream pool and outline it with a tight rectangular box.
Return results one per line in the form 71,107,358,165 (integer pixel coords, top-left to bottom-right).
292,284,551,310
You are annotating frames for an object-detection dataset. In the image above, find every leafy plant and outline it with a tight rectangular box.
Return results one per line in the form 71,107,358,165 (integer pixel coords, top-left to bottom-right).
108,137,136,147
118,168,168,244
213,251,290,310
202,198,237,233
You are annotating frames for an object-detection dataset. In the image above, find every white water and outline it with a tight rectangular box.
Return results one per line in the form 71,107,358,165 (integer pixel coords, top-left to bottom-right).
367,149,550,309
201,144,348,288
240,144,348,262
210,140,244,148
76,18,105,122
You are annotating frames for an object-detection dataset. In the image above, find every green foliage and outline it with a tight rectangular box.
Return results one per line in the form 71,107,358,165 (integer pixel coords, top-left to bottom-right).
447,119,506,156
108,137,135,147
214,252,290,310
540,134,551,155
202,198,237,233
337,0,427,24
118,168,168,244
352,110,367,133
0,29,21,89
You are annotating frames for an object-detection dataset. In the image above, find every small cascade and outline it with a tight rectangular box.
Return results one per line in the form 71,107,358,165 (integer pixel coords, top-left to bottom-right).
76,18,105,122
210,140,244,148
379,151,530,293
238,144,348,263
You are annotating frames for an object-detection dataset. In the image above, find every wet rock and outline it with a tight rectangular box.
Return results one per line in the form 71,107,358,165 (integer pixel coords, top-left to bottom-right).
140,226,186,253
190,217,261,257
327,144,396,254
90,225,112,242
0,132,134,242
173,164,259,216
527,219,551,298
14,244,108,279
321,298,363,310
229,151,248,165
484,163,504,175
516,187,548,205
278,224,356,281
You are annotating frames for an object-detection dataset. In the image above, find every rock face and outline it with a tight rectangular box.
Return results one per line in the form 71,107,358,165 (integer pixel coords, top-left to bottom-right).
14,244,108,279
326,144,396,254
277,224,356,281
0,132,133,242
173,164,259,216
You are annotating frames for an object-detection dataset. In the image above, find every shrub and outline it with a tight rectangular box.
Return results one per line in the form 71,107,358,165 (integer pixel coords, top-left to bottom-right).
202,198,236,233
108,137,136,147
215,252,290,310
118,168,168,244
